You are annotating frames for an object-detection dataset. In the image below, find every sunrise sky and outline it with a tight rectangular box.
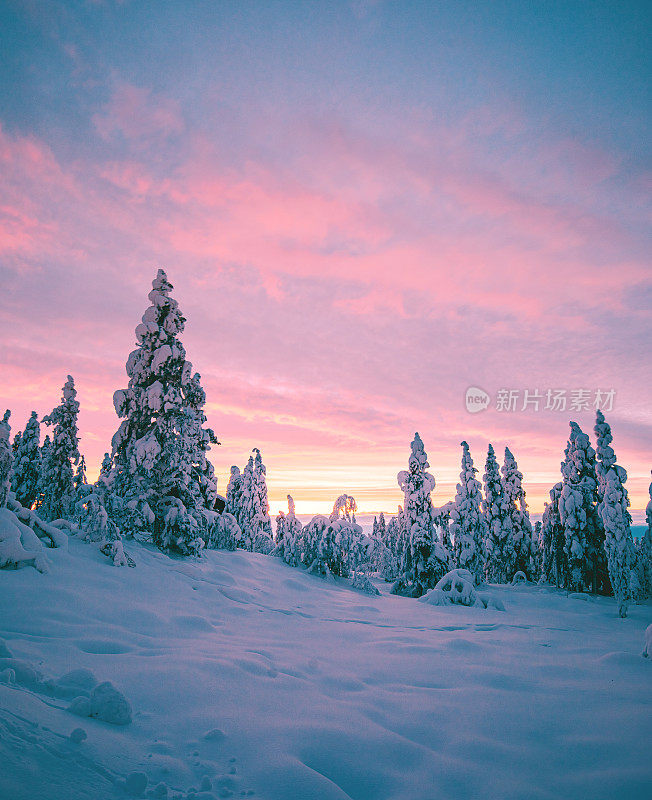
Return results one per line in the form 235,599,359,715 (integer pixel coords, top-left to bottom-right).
0,1,650,515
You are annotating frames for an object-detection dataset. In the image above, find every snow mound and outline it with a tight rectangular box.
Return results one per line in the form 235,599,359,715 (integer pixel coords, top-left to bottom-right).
0,507,49,572
511,571,527,585
419,569,505,610
68,680,131,725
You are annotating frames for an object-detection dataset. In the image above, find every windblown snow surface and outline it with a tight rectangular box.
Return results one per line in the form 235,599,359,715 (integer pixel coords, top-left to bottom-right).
1,536,651,800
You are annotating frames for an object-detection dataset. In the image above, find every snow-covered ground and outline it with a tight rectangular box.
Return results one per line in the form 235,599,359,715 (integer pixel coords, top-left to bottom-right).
1,538,651,800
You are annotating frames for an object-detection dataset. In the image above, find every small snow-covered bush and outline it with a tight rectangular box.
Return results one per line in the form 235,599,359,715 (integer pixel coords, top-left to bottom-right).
352,572,380,596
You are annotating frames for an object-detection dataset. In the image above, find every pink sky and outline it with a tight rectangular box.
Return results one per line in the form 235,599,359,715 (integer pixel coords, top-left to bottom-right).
0,2,649,516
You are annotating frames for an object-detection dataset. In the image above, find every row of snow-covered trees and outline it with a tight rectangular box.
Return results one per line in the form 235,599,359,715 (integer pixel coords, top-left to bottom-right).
540,413,652,617
364,434,537,598
2,269,650,619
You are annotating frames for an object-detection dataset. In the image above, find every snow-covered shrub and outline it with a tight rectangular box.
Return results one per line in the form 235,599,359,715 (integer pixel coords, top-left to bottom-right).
207,511,240,550
75,488,133,567
450,441,486,585
302,498,363,578
10,411,40,509
157,497,205,557
37,376,81,522
483,444,512,583
392,433,451,598
352,571,380,595
109,270,218,556
275,494,303,566
594,411,634,617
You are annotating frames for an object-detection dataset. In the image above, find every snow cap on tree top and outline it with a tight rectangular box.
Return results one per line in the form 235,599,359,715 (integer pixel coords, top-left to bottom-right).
152,269,172,293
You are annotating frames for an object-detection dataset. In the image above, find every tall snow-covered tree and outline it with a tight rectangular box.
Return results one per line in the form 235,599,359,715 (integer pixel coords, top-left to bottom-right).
38,376,80,521
239,449,273,553
483,444,512,583
380,512,402,581
532,520,543,581
34,435,51,510
637,473,652,599
10,411,41,508
98,452,113,486
392,433,450,597
0,411,12,507
377,512,386,542
541,482,565,586
501,447,534,580
450,441,486,585
110,269,218,555
559,422,605,592
225,466,243,526
594,411,634,617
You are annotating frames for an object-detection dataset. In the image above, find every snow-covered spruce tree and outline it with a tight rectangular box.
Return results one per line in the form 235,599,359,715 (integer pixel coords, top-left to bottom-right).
594,411,634,617
98,452,113,486
392,433,450,597
377,511,386,542
238,456,255,549
34,435,51,510
450,441,486,585
501,447,534,580
483,444,513,583
239,449,274,553
225,465,243,527
11,429,22,459
38,376,81,522
10,411,41,509
367,511,388,573
559,422,605,593
73,455,88,496
532,521,543,581
275,494,303,566
636,473,652,599
0,411,12,507
541,482,566,586
380,513,402,581
110,270,218,555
